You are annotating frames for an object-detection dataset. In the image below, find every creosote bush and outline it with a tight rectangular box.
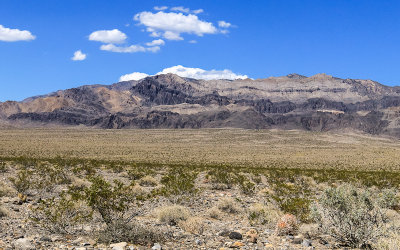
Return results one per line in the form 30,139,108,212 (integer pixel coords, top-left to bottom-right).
70,176,135,225
156,167,198,197
9,169,33,194
310,184,388,248
30,193,92,234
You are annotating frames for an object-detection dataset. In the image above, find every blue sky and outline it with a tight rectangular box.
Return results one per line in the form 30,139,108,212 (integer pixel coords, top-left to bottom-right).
1,0,400,101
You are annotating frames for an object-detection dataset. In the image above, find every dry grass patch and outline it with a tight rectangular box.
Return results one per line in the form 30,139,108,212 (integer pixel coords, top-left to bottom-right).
178,217,206,235
217,197,241,214
157,205,190,226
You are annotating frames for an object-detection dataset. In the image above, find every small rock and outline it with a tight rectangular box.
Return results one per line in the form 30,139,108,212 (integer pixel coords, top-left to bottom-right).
39,236,51,242
13,238,35,250
229,232,243,240
292,238,303,244
152,243,162,250
302,239,312,247
195,239,202,245
75,248,86,250
219,230,231,237
110,242,127,250
230,241,245,248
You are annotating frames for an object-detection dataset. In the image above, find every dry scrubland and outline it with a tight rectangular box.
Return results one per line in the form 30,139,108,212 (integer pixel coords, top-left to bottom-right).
0,128,399,249
0,128,399,170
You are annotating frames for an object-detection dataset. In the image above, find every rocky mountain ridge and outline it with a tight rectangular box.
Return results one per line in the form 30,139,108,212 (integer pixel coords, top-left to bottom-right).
1,73,400,137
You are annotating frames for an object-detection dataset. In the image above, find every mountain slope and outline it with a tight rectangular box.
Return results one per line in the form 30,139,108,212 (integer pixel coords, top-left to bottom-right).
1,73,400,137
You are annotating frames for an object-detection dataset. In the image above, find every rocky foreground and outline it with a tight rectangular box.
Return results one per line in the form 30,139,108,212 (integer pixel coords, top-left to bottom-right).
0,157,399,249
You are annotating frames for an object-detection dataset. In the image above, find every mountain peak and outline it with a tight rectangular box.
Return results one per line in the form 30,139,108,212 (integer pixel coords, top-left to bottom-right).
286,73,307,79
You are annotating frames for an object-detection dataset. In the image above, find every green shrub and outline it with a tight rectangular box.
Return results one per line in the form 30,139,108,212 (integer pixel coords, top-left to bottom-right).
71,176,134,224
30,193,92,234
157,167,198,197
9,169,33,194
310,184,387,248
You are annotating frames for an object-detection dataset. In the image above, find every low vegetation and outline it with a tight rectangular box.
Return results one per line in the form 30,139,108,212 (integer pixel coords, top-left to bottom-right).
0,129,399,248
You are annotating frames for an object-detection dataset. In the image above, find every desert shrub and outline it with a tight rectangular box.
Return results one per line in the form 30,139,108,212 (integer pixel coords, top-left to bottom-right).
9,169,33,194
310,184,387,248
266,174,313,222
139,175,158,187
0,206,7,218
70,176,134,224
98,219,164,245
206,166,238,190
33,163,71,191
217,197,240,214
275,214,299,236
0,183,14,197
128,166,155,180
0,161,7,173
374,232,400,250
377,188,399,209
208,206,222,219
248,203,282,226
157,205,190,225
178,217,205,235
207,167,255,194
30,193,92,234
157,167,198,197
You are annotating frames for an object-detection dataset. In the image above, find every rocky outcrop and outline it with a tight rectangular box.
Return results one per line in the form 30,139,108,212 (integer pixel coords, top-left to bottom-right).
2,73,400,137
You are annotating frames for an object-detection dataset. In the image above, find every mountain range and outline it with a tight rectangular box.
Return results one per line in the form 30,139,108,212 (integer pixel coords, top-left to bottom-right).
1,73,400,137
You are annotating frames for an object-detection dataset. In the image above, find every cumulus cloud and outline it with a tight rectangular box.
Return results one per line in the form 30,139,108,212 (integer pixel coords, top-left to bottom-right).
89,29,127,44
71,50,87,61
0,24,35,42
119,65,248,81
100,43,159,53
145,39,165,46
120,72,149,81
218,21,232,28
134,11,218,40
157,65,248,80
189,40,197,44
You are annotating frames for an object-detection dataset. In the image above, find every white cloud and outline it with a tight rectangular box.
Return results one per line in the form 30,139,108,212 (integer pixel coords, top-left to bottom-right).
134,11,218,40
71,50,87,61
146,39,165,46
119,65,248,82
154,6,168,11
189,40,197,44
157,65,248,80
218,21,231,28
163,31,183,40
100,43,159,53
120,72,149,81
170,6,190,13
89,29,127,44
0,24,35,42
193,9,204,14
